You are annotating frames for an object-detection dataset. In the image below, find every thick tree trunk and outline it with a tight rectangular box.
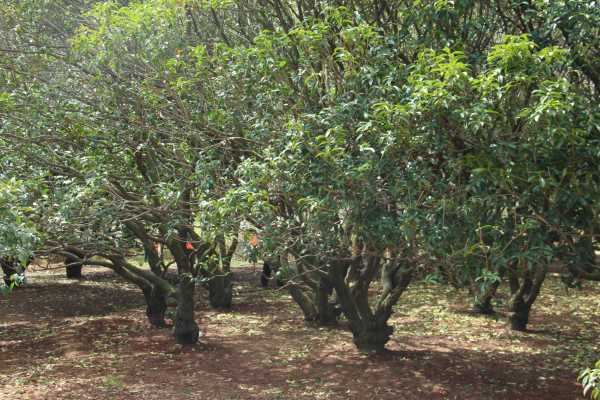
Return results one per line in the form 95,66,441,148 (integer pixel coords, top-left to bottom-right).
143,286,168,328
107,256,175,329
330,255,413,354
351,319,394,354
473,297,494,315
207,273,233,309
66,263,82,279
287,274,339,326
508,298,530,331
64,249,85,279
173,274,200,345
315,277,338,326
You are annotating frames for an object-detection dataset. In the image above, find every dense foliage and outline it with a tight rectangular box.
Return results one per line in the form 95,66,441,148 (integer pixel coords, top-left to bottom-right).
0,0,598,372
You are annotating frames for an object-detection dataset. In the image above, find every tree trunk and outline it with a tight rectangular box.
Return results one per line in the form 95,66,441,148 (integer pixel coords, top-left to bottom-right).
207,273,233,309
143,286,168,328
507,263,547,331
508,298,530,331
2,269,14,286
472,280,500,315
64,249,85,279
351,319,394,354
173,274,200,345
288,284,319,322
315,276,338,326
66,263,82,279
1,258,20,286
287,274,339,326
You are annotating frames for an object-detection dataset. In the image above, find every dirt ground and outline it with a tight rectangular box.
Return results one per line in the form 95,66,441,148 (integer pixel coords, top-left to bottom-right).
1,264,598,400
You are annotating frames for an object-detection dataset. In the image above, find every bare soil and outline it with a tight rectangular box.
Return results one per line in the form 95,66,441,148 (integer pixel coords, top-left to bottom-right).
1,265,598,399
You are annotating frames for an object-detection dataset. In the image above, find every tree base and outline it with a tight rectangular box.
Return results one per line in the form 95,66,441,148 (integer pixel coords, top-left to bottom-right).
144,289,168,328
66,265,82,279
208,275,233,309
173,322,200,345
173,274,199,344
508,313,528,331
508,304,530,331
352,322,393,354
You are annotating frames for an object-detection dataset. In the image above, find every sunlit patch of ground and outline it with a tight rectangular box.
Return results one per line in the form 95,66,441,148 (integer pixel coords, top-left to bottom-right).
1,265,597,399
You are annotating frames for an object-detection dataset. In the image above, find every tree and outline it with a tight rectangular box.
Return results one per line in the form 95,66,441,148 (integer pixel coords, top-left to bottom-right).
0,178,39,292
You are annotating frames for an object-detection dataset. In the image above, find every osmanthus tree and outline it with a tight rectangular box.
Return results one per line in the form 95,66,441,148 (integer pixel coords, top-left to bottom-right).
0,0,180,328
395,35,600,330
220,10,433,353
216,2,600,347
2,0,599,351
0,0,253,343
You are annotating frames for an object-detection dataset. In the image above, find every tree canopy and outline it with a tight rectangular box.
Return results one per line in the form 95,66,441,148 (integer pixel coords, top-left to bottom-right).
1,0,599,366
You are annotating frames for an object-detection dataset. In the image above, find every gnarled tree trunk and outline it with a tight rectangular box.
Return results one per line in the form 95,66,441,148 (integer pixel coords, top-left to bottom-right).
287,274,339,326
330,253,413,354
285,255,340,326
507,262,547,331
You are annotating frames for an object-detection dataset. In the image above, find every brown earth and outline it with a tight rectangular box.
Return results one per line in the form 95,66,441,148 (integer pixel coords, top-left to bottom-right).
1,264,598,399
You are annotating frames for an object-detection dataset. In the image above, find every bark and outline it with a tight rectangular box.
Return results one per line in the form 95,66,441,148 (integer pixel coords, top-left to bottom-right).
142,286,168,328
173,274,200,345
508,297,530,331
261,258,282,287
315,276,338,326
1,259,17,286
285,258,339,326
65,263,82,279
207,273,233,309
64,248,85,279
287,276,340,326
288,284,319,322
351,318,394,354
204,233,237,309
108,257,173,328
329,256,413,354
472,280,500,315
507,263,547,331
